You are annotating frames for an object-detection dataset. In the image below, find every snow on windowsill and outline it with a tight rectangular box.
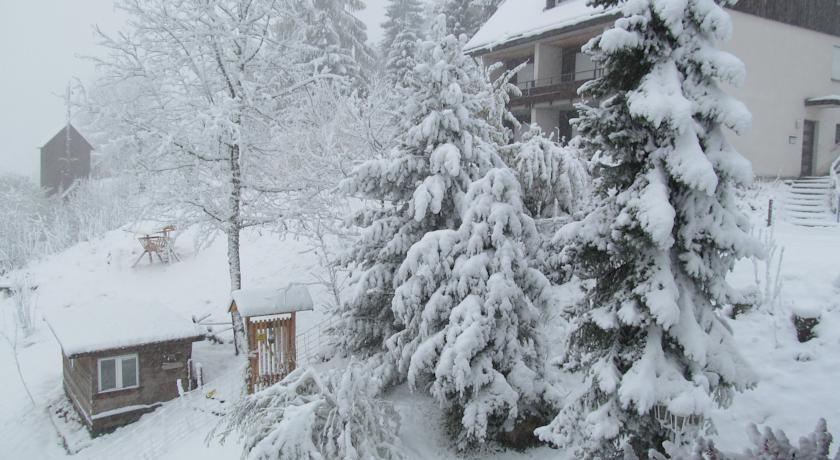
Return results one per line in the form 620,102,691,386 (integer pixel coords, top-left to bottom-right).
95,385,140,396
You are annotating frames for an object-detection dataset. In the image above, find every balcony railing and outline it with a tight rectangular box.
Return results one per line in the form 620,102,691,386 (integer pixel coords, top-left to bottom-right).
514,68,604,92
509,68,604,106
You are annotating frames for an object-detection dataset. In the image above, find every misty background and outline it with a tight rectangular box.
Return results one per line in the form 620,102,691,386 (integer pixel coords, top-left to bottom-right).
0,0,388,180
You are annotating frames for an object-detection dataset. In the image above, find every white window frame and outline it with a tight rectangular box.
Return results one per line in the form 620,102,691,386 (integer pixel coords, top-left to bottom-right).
97,353,140,393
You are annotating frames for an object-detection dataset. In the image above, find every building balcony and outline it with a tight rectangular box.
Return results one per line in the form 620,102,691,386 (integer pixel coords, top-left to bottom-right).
510,68,603,107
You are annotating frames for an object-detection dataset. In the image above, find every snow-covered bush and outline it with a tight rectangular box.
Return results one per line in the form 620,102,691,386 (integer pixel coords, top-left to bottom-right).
335,17,508,358
538,0,761,456
392,168,553,449
219,364,402,460
0,174,135,275
651,419,839,460
500,126,590,219
745,419,835,460
10,276,37,337
0,175,49,274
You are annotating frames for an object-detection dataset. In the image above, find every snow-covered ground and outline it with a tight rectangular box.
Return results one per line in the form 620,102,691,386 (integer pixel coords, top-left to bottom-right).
0,181,838,459
0,229,331,459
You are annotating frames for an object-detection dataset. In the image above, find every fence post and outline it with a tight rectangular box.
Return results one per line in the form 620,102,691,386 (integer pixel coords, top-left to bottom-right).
767,198,773,227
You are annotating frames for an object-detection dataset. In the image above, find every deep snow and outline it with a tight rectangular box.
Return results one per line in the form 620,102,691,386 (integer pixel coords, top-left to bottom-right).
0,181,838,459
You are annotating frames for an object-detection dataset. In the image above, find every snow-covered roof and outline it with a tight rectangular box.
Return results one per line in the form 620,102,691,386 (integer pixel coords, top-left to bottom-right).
230,284,314,318
465,0,616,54
45,303,202,357
805,95,840,107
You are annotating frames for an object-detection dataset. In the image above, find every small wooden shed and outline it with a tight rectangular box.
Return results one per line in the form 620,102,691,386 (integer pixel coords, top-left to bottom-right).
45,305,204,434
228,285,314,393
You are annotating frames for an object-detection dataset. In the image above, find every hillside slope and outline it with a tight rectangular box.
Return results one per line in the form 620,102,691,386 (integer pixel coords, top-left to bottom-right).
0,182,839,458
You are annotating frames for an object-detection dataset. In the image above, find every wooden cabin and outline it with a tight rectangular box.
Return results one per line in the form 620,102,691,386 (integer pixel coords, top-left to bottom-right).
45,305,203,434
228,285,314,393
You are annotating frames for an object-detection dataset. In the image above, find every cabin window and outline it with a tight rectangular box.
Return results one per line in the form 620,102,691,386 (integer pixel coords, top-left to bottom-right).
98,354,139,392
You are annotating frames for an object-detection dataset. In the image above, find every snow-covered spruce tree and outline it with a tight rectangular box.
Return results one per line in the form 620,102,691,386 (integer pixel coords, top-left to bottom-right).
381,0,424,52
431,0,502,38
500,125,590,219
385,26,421,87
381,0,425,87
536,0,761,456
392,168,553,449
287,0,376,87
336,18,505,360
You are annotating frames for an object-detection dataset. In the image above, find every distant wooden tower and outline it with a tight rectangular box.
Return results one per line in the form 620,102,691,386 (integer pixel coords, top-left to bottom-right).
40,124,92,196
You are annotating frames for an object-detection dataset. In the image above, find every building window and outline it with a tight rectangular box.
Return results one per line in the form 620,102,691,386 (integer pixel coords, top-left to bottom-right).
835,124,840,145
98,354,139,392
833,46,840,80
546,0,557,9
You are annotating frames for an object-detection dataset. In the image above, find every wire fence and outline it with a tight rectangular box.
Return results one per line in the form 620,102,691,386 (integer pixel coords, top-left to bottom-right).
295,316,335,366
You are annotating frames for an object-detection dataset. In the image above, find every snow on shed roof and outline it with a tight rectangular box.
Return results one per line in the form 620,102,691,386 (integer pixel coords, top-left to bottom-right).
230,284,314,318
45,303,202,357
465,0,615,54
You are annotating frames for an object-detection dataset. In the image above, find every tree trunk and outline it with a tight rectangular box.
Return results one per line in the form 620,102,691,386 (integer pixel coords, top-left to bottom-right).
228,142,246,355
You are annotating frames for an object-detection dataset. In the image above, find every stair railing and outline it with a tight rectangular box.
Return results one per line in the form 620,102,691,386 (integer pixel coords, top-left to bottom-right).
831,155,840,222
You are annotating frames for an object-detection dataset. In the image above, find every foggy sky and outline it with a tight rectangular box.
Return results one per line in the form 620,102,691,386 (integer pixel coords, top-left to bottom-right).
0,0,388,181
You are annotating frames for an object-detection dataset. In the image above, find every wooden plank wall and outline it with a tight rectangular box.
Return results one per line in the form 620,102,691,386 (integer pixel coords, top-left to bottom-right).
246,313,296,393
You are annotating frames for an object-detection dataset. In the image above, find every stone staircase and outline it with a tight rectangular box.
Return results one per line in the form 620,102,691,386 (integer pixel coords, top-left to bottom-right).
783,177,838,227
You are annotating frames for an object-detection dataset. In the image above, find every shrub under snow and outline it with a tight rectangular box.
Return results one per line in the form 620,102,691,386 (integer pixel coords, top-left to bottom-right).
639,419,839,460
219,364,402,460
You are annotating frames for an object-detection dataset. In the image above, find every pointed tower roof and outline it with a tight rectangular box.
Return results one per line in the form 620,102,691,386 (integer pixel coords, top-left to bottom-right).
40,124,94,152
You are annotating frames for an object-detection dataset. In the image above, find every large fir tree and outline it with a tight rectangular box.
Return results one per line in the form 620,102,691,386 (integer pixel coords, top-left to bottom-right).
432,0,503,38
381,0,424,86
392,167,553,449
381,0,424,52
289,0,375,86
336,18,506,360
537,0,761,457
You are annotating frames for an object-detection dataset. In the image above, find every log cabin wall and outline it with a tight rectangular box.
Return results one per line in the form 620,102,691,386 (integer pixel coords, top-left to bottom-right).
63,354,95,423
64,338,198,434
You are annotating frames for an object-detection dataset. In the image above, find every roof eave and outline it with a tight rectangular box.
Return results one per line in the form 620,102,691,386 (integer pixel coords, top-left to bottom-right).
465,13,618,57
63,334,206,359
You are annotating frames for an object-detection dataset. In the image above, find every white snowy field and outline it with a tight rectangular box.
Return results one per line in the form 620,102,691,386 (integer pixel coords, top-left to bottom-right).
0,181,838,459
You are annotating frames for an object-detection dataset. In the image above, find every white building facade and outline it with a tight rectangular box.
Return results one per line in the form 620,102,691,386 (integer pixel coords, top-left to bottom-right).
466,0,840,178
